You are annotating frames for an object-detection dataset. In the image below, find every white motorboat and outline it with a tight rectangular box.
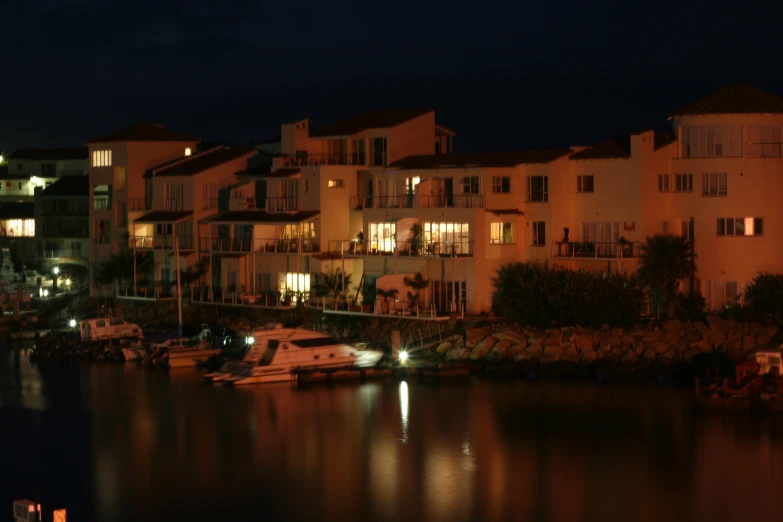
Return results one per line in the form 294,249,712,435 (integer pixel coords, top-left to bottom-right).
79,317,143,341
204,323,383,385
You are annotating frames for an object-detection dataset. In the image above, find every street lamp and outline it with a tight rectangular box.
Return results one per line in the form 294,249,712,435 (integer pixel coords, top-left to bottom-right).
69,319,76,328
52,266,60,275
52,266,59,294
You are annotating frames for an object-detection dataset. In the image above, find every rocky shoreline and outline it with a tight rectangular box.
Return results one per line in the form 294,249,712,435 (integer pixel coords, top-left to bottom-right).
427,316,781,378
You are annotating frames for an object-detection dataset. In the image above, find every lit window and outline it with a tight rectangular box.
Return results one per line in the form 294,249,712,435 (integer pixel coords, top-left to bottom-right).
185,147,192,156
490,222,513,244
405,176,421,194
2,219,35,237
369,223,396,252
114,166,127,191
328,179,344,188
717,217,763,236
92,150,112,167
492,176,511,194
577,175,594,193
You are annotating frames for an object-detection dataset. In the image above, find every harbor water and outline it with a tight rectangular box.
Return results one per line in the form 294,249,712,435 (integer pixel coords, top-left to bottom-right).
2,345,782,522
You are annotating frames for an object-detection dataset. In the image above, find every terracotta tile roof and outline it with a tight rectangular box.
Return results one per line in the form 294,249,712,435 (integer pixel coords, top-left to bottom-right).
569,135,631,161
0,202,34,219
87,123,196,144
654,131,677,150
8,147,87,161
207,210,319,224
152,147,256,177
134,211,193,223
388,150,571,170
40,175,89,197
669,85,783,118
311,110,432,137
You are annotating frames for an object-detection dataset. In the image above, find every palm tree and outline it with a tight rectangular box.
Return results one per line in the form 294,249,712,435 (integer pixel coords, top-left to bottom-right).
375,287,399,314
96,249,153,289
403,272,429,311
312,269,352,308
638,234,697,319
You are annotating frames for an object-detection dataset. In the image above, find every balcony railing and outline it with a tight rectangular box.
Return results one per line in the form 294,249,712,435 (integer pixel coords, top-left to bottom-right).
43,229,89,239
551,241,641,259
128,198,150,211
350,195,416,210
329,239,474,258
419,194,484,209
279,153,367,167
199,237,320,254
266,197,298,213
130,236,194,250
93,199,111,210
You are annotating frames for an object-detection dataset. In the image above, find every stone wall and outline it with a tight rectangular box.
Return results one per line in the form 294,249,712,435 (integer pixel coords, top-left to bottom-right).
434,316,781,372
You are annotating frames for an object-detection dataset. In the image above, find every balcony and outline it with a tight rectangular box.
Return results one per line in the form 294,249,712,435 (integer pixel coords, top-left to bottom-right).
93,199,111,210
43,228,89,239
265,197,299,213
199,237,320,254
130,236,194,250
41,203,89,216
350,195,415,210
551,241,641,260
279,153,366,167
329,239,474,258
18,249,86,259
419,194,484,209
129,198,150,211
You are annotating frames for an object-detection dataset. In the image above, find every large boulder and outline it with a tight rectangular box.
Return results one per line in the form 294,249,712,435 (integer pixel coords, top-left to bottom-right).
544,344,562,356
445,347,471,361
574,334,593,352
544,330,562,346
579,350,598,365
705,315,722,329
621,351,638,364
560,343,578,362
493,328,526,344
663,320,683,333
653,341,670,354
689,340,712,353
642,329,664,343
486,340,512,362
435,341,453,355
466,328,490,348
469,337,496,360
643,348,657,360
506,342,527,359
515,343,543,361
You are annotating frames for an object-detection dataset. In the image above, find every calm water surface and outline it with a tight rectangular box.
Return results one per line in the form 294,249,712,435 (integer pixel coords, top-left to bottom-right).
2,346,783,522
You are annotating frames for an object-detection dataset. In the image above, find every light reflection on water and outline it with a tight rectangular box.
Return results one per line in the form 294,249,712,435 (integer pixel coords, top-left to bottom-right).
2,348,783,522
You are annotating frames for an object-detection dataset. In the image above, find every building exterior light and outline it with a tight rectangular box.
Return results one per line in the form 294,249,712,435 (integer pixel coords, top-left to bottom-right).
69,319,77,328
53,266,60,275
399,350,409,363
246,336,255,345
185,147,192,156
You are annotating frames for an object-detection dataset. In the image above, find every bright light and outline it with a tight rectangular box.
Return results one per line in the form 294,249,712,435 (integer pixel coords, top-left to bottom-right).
69,319,76,328
185,147,192,156
246,336,255,345
399,381,409,443
30,176,41,186
0,155,4,163
65,278,72,287
43,289,49,297
399,350,409,363
53,266,60,275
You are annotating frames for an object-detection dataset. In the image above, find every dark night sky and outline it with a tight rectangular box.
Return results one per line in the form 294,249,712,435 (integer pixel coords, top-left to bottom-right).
3,0,783,153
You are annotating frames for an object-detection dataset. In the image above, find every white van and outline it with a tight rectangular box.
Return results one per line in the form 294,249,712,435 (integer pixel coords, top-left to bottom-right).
79,317,143,341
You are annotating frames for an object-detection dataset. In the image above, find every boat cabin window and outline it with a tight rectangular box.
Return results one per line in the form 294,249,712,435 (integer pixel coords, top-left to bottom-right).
258,340,278,366
109,318,126,326
291,338,340,349
97,320,105,327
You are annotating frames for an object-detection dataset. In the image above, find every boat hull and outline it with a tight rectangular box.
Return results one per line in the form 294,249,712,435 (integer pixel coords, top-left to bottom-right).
122,348,142,361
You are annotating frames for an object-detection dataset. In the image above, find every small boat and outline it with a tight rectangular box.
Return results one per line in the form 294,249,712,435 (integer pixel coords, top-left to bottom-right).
152,337,221,368
80,317,143,341
694,351,783,414
205,323,383,385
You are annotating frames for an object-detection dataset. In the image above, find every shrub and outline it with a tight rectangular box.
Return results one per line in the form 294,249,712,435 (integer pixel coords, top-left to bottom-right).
675,292,707,322
742,272,783,321
491,262,646,328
